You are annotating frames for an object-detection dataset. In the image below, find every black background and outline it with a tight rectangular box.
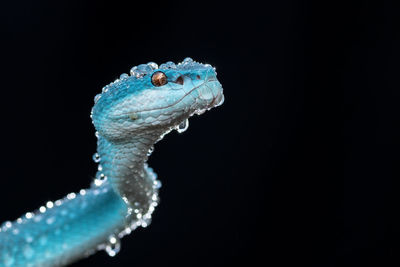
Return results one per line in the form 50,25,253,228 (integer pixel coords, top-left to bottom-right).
0,1,399,266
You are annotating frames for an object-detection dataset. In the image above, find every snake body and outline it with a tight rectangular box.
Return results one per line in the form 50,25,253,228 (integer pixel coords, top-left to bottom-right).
0,58,224,266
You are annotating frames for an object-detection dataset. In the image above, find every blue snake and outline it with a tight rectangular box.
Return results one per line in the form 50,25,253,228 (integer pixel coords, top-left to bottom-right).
0,58,224,266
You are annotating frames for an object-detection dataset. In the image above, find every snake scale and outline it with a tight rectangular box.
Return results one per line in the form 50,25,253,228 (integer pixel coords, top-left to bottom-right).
0,58,224,266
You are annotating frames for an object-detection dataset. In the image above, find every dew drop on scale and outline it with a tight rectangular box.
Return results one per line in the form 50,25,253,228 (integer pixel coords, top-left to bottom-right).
94,173,107,186
130,64,152,78
119,73,129,80
102,84,112,93
92,153,101,163
147,62,158,70
136,64,152,75
176,119,189,133
159,61,176,69
94,94,101,103
105,235,121,257
147,146,154,156
153,180,162,189
183,57,193,64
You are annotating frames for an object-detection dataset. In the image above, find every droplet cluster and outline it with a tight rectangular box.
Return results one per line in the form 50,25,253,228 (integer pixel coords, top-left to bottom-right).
90,136,162,257
176,118,189,133
91,57,215,107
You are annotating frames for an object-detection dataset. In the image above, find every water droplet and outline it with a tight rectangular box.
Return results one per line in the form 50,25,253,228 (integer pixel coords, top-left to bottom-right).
4,221,12,228
141,214,152,227
147,146,154,156
94,173,107,186
105,235,121,257
149,206,155,213
129,66,138,77
183,57,193,64
39,206,46,213
159,61,176,69
123,227,132,235
102,85,110,93
176,119,189,133
109,235,117,244
67,193,76,200
130,64,151,78
140,220,149,228
136,64,152,75
92,153,101,163
98,173,106,180
94,94,101,103
80,189,86,195
46,201,54,209
153,180,162,189
119,73,129,80
147,62,158,69
98,165,103,171
215,94,224,107
25,212,33,219
149,205,155,213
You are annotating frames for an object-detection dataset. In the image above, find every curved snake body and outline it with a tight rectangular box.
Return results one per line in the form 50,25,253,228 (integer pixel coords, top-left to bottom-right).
0,58,224,266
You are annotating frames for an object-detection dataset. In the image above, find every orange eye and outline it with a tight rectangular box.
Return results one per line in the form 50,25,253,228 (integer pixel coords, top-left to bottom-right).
151,71,168,87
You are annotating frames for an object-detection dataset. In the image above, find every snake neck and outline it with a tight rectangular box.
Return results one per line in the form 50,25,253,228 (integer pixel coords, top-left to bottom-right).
95,130,163,218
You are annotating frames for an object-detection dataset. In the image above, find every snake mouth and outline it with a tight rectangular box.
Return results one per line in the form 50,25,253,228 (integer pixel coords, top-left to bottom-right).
111,77,220,119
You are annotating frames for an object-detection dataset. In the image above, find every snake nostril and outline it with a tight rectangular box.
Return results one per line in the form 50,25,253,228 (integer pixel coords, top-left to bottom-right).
196,75,200,80
175,76,184,85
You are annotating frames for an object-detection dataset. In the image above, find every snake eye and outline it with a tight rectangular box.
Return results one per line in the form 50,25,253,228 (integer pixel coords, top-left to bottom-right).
151,71,167,87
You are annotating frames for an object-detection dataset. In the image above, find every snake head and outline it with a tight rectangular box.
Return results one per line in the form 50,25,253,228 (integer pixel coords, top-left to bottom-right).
92,58,224,141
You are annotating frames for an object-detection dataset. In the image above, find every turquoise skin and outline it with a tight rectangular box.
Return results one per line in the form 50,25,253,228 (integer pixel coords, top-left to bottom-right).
0,58,224,267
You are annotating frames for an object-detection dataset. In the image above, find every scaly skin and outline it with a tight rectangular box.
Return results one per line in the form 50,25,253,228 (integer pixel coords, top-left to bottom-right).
0,58,224,267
